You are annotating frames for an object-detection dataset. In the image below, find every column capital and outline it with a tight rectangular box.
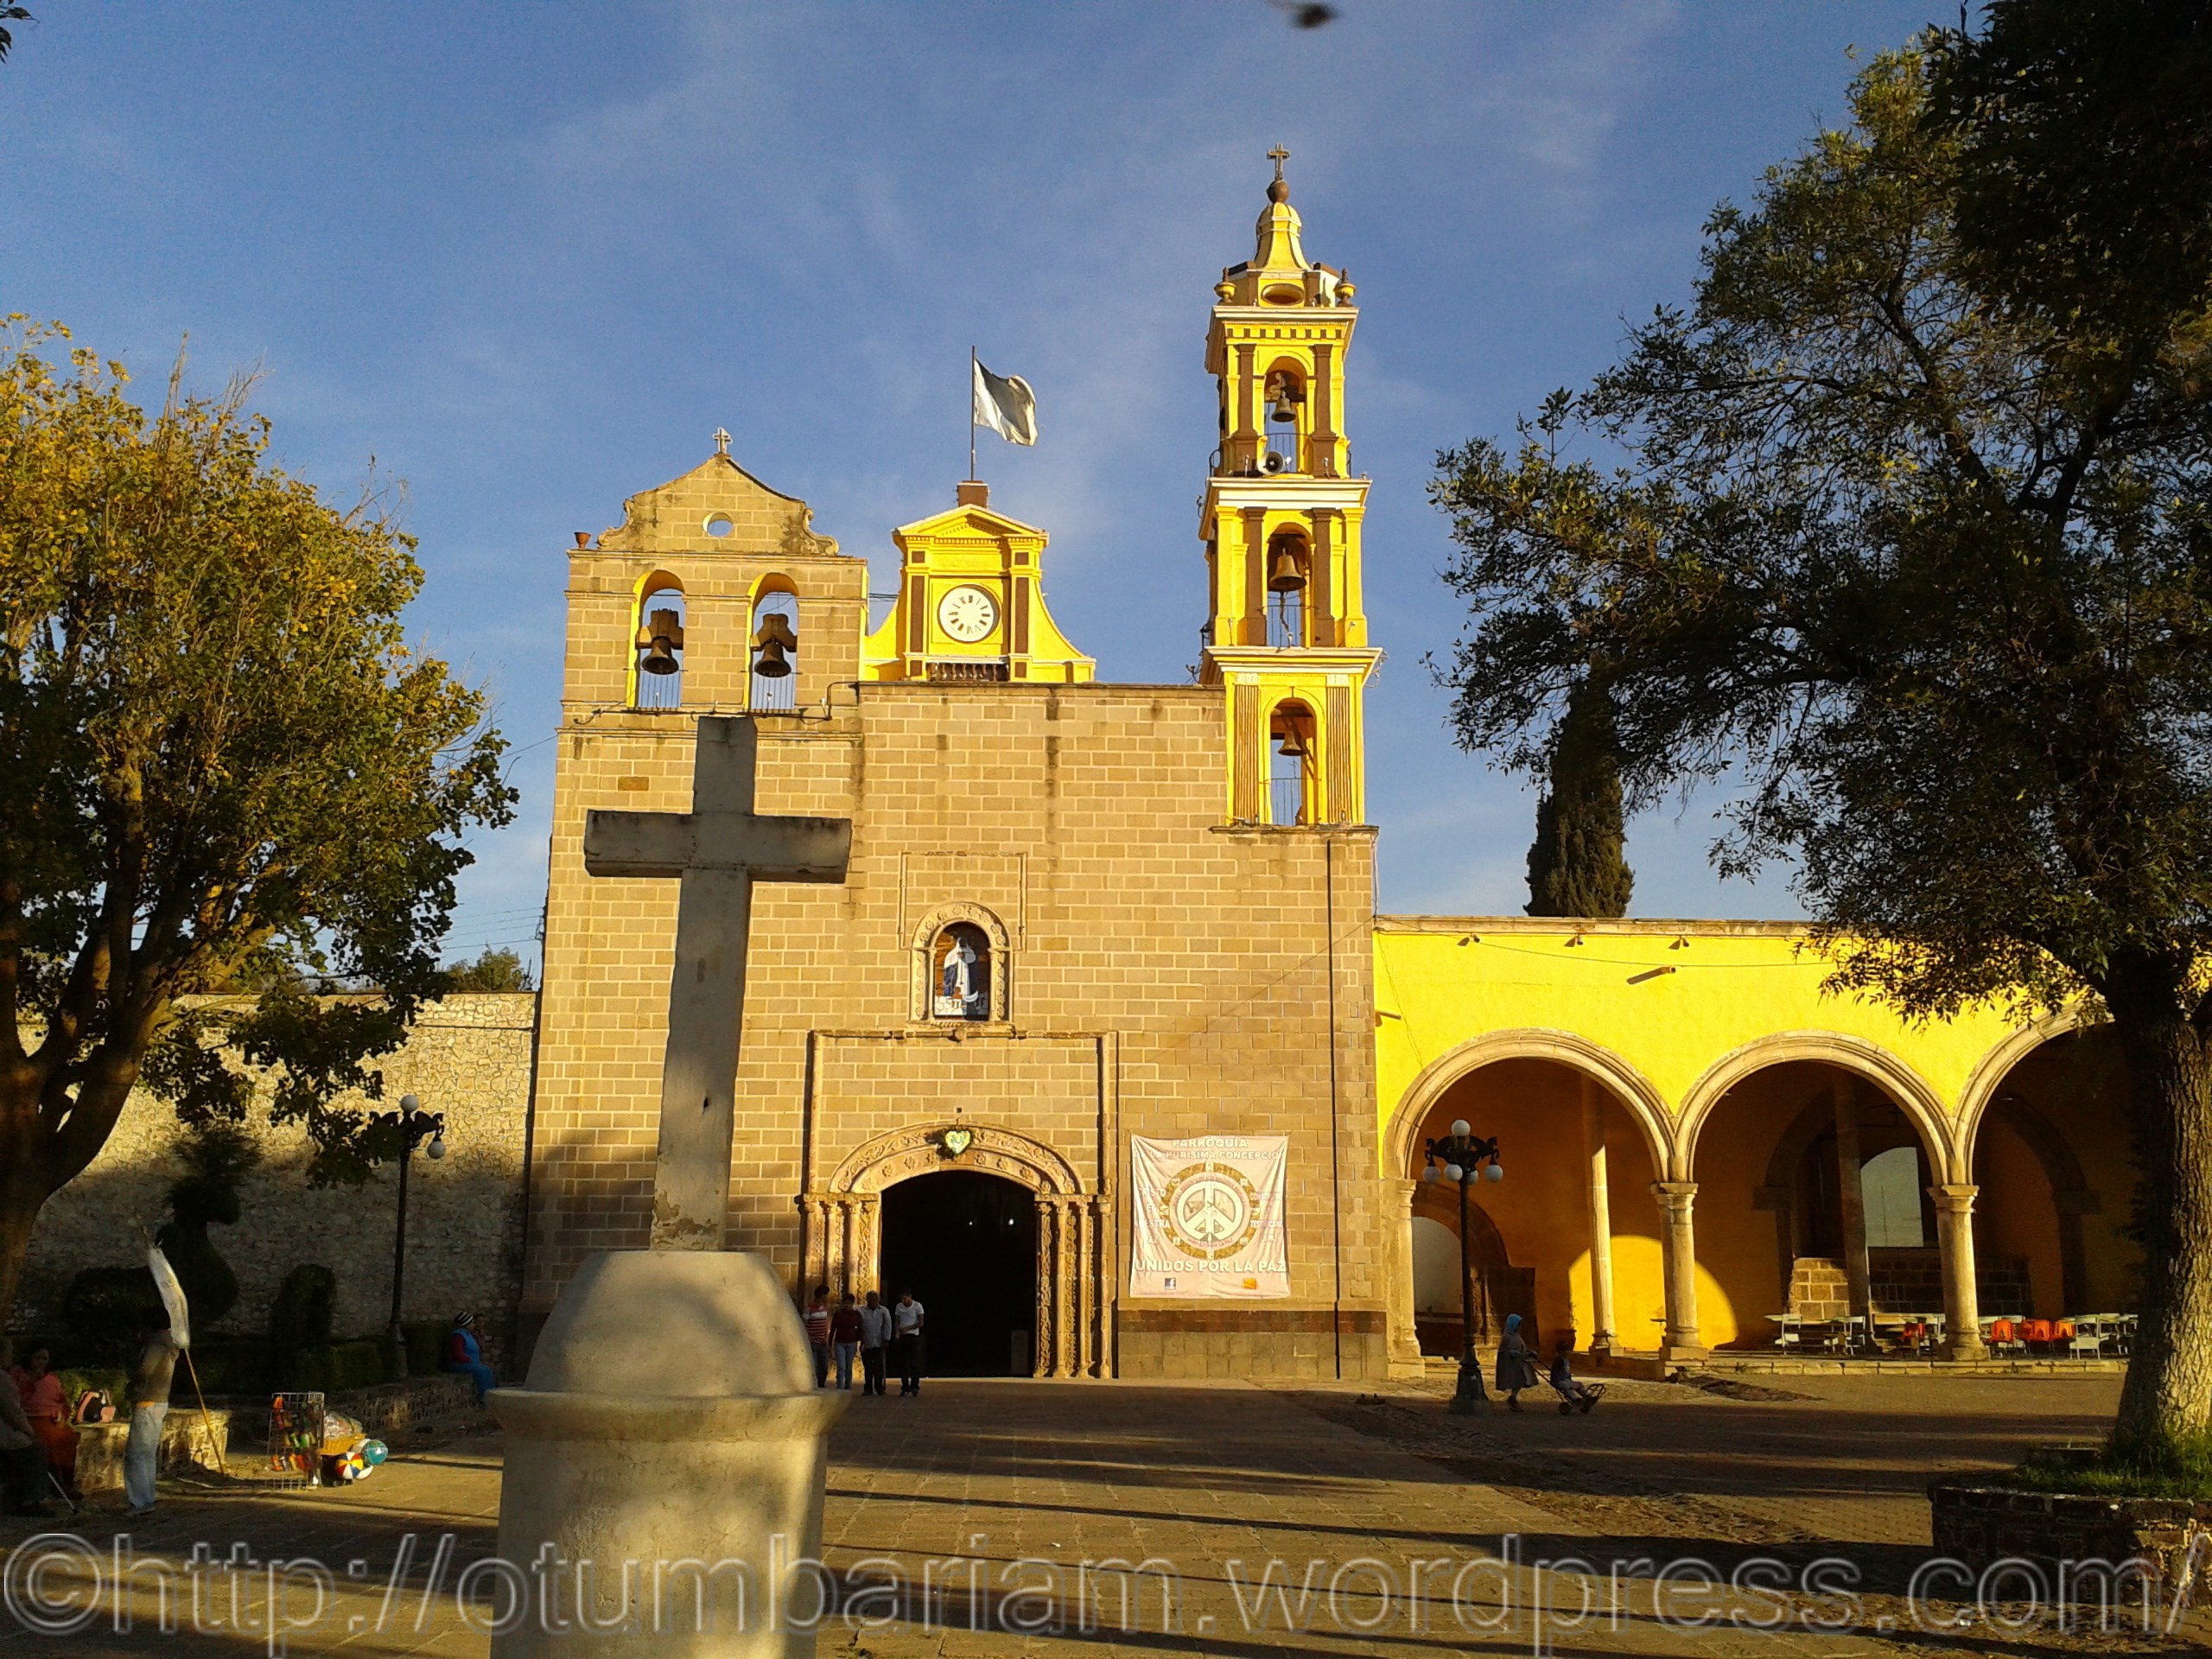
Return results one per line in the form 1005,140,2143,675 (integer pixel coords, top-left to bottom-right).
1928,1183,1980,1212
1651,1180,1698,1210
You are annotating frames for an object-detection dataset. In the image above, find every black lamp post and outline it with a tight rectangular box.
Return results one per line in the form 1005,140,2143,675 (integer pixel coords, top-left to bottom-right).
1422,1118,1504,1415
371,1093,446,1376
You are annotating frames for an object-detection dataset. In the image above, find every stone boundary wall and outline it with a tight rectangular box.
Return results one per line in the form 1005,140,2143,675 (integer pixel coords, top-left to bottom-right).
10,995,537,1368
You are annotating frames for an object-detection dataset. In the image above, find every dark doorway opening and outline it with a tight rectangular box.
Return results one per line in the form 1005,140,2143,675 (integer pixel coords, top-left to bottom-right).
880,1171,1037,1376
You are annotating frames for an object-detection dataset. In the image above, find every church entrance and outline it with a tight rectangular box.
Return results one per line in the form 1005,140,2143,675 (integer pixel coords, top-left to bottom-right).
880,1171,1038,1376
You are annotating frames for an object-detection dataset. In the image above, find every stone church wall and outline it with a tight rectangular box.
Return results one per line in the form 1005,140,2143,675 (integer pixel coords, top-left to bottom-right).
530,683,1390,1380
10,994,536,1365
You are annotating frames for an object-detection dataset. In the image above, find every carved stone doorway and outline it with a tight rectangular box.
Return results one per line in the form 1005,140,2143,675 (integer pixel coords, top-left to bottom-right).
881,1171,1037,1376
801,1120,1106,1377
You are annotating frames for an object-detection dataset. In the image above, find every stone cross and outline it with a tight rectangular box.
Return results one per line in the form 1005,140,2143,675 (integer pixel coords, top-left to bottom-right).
584,716,850,1250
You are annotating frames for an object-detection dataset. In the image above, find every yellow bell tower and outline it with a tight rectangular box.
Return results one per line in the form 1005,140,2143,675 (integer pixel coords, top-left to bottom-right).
1200,148,1377,826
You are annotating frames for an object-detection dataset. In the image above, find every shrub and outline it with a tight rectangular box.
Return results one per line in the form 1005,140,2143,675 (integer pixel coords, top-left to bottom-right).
404,1320,449,1376
154,1122,260,1330
281,1340,390,1394
267,1265,337,1353
54,1368,128,1417
182,1338,274,1396
61,1266,164,1363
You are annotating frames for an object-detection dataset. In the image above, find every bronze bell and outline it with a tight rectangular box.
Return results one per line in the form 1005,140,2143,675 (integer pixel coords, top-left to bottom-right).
1269,391,1298,426
1268,544,1306,592
1274,716,1312,759
753,612,798,678
636,607,684,676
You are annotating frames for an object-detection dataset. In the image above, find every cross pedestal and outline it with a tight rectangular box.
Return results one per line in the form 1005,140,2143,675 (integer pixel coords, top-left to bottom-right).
583,715,851,1249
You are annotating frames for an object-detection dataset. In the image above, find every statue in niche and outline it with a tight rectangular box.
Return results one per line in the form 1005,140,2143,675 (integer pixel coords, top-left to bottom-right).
932,924,990,1020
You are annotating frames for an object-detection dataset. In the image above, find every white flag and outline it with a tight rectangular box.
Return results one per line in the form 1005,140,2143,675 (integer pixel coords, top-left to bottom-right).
972,359,1039,447
149,1242,192,1350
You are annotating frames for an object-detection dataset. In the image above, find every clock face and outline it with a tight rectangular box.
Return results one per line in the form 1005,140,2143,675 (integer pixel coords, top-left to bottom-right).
937,584,999,644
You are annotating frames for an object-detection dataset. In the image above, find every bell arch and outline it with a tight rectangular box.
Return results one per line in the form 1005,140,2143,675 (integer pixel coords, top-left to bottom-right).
1676,1032,1957,1185
747,575,799,712
907,902,1013,1024
630,569,687,711
804,1120,1100,1379
1382,1027,1675,1183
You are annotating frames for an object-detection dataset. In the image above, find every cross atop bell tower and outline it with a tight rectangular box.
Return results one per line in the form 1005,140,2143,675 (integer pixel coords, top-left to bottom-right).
1198,154,1376,829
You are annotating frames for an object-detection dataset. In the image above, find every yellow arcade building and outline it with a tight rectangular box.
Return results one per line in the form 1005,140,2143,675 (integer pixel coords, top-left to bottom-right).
522,160,2136,1379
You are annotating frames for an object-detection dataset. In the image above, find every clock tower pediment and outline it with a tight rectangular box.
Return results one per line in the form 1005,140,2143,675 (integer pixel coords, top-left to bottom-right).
861,482,1095,684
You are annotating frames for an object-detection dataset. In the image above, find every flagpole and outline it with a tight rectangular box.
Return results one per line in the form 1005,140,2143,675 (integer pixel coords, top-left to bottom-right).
969,346,977,483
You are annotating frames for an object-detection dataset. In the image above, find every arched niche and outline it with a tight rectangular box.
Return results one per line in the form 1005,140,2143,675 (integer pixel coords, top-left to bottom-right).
907,903,1012,1024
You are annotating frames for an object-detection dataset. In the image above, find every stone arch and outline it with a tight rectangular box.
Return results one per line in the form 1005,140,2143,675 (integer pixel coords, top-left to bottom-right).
1953,1005,2090,1162
907,902,1013,1024
1677,1032,1957,1184
1382,1027,1675,1184
827,1120,1083,1198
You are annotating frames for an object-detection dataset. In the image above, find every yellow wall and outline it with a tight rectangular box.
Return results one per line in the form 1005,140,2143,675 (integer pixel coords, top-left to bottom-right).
1375,918,2031,1168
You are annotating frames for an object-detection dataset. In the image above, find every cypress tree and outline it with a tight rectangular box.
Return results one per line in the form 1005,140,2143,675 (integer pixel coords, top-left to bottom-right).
1525,681,1633,917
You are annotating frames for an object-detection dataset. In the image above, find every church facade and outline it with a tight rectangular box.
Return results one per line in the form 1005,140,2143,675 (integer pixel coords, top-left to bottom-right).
523,165,2137,1380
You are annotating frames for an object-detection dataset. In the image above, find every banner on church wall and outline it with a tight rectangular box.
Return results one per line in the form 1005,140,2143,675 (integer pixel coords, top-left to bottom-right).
1128,1134,1289,1298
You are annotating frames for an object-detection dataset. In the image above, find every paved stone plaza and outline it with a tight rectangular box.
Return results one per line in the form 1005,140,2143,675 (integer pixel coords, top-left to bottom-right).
5,1373,2206,1656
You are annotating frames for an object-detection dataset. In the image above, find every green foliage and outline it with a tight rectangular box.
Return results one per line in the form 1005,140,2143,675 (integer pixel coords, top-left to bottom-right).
152,1123,260,1329
54,1368,127,1417
1525,681,1633,918
444,946,535,994
1430,19,2212,1440
266,1263,337,1354
281,1339,391,1395
1930,0,2212,359
60,1266,163,1363
404,1319,451,1376
0,7,29,67
0,318,516,1320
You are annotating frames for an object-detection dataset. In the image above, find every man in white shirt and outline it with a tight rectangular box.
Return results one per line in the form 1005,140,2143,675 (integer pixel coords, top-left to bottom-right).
857,1291,894,1395
892,1289,926,1395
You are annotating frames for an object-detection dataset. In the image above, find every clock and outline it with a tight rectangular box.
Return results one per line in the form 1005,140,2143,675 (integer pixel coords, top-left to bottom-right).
937,584,999,644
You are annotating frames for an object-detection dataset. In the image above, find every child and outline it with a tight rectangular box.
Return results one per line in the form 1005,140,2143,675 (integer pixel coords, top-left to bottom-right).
1548,1335,1605,1414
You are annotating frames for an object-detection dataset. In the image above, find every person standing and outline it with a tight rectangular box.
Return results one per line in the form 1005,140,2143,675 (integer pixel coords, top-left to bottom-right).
857,1291,893,1395
804,1286,833,1389
125,1317,180,1516
0,1339,53,1516
1494,1313,1537,1414
830,1294,862,1391
442,1312,497,1404
892,1287,926,1396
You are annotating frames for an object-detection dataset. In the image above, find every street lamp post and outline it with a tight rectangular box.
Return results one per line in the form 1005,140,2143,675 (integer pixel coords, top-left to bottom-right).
372,1093,447,1376
1422,1117,1505,1415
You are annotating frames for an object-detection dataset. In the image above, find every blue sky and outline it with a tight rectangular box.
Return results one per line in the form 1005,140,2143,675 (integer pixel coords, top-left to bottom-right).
3,2,1940,969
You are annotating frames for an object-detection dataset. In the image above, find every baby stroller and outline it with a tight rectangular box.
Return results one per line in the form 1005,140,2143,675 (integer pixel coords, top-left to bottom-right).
1547,1359,1605,1414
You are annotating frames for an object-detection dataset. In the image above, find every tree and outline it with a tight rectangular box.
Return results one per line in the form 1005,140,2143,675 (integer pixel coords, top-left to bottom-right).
445,945,536,994
1521,678,1633,918
1431,16,2212,1456
0,321,514,1325
0,7,32,66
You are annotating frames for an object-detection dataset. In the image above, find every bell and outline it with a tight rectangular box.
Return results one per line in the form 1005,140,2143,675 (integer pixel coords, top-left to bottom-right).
1269,392,1298,426
1275,721,1311,759
1268,545,1306,592
753,613,797,652
753,639,792,678
637,607,683,676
